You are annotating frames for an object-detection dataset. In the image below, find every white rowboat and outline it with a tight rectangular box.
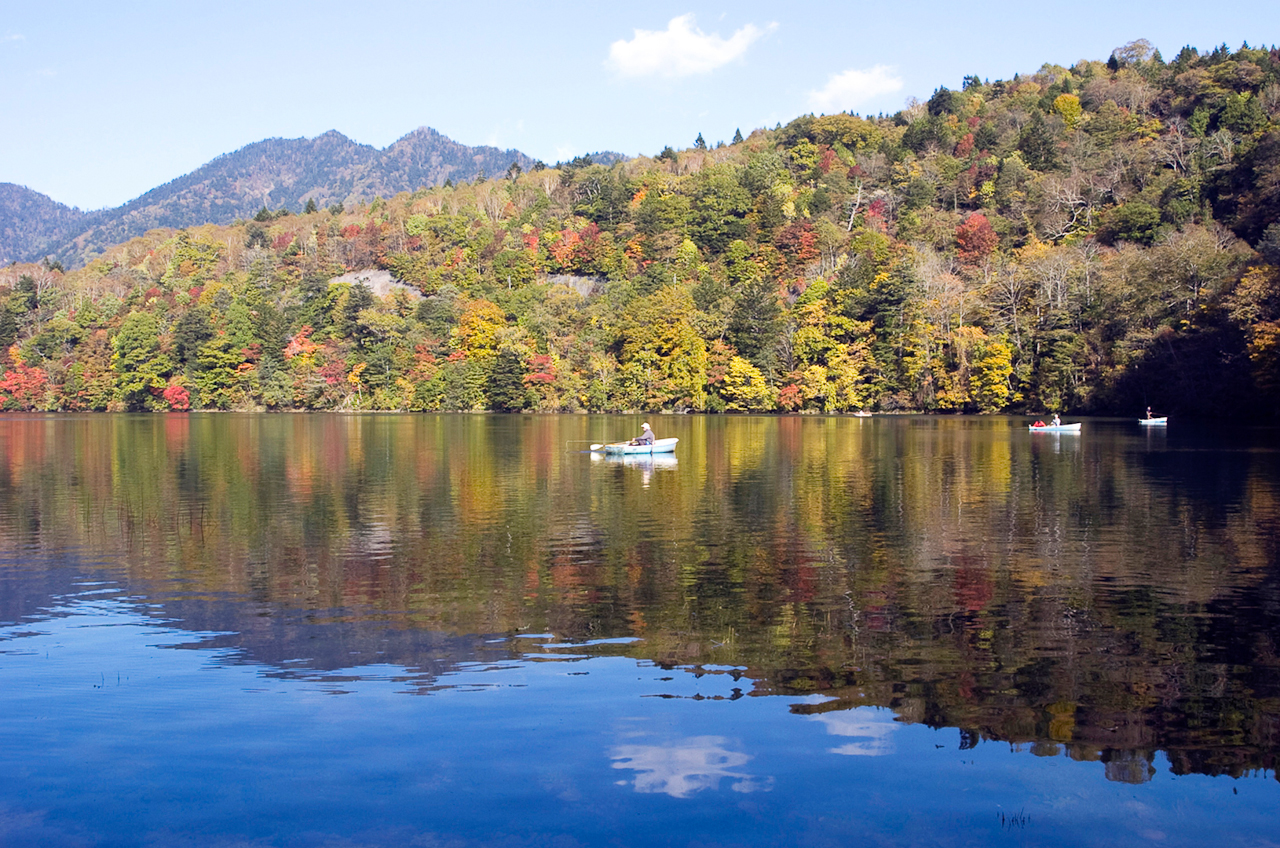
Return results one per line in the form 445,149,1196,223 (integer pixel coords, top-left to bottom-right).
590,437,679,455
1139,417,1168,425
1029,423,1082,432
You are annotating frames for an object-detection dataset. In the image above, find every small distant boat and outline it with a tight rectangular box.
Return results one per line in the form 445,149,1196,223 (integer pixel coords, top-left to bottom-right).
853,410,873,418
1029,422,1082,432
1139,417,1168,426
590,437,679,455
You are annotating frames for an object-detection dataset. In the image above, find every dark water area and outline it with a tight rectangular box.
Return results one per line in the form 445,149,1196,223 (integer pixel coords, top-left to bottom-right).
0,412,1277,847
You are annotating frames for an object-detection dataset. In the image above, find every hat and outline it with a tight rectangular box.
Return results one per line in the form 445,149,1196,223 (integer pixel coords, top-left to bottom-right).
642,422,651,429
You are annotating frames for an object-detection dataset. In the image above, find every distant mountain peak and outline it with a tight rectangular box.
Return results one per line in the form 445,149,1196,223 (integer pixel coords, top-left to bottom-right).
2,127,545,268
0,183,89,265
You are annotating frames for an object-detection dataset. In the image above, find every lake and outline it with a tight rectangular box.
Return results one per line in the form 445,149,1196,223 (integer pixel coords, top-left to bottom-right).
0,412,1277,847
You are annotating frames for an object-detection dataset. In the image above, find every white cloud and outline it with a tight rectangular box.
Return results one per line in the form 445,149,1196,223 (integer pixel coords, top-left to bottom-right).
607,14,776,79
808,65,904,113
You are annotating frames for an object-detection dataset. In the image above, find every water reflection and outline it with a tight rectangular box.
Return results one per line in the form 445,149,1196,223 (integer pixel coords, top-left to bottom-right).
610,736,772,797
0,413,1277,791
591,451,678,488
808,706,899,756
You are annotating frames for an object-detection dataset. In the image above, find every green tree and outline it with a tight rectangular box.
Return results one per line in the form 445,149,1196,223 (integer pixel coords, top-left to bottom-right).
195,336,248,409
334,283,376,346
726,271,783,375
615,287,709,409
1220,92,1267,134
113,311,172,410
1017,111,1059,170
173,305,213,368
689,167,752,253
488,348,530,411
1100,202,1162,245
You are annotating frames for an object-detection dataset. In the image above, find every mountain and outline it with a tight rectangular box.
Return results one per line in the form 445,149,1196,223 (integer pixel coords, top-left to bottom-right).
0,184,92,266
2,127,552,268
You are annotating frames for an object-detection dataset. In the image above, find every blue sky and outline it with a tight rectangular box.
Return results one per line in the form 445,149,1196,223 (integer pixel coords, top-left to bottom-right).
2,1,1274,211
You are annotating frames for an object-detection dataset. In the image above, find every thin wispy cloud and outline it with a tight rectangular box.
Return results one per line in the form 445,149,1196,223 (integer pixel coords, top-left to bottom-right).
607,14,776,79
808,65,904,113
3,34,25,44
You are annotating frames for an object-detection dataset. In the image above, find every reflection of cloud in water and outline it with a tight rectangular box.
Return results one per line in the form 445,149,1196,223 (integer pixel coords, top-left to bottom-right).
610,736,772,797
809,707,897,756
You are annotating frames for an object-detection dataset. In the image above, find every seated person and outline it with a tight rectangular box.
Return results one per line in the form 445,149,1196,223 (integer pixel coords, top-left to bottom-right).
630,422,655,445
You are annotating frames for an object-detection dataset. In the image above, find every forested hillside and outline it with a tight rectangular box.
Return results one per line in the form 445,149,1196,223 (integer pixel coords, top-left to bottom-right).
2,41,1279,419
0,184,90,266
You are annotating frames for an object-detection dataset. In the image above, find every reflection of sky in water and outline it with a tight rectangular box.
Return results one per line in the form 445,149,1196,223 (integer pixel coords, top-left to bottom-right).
610,736,773,797
808,707,898,756
3,574,1280,848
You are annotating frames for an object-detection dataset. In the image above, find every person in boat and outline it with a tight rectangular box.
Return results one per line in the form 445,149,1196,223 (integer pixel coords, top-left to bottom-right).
629,422,655,446
1052,414,1061,426
1146,406,1153,419
1032,419,1045,427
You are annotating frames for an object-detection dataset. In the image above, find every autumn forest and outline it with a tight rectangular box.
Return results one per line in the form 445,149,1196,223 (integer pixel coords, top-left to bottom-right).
3,40,1280,419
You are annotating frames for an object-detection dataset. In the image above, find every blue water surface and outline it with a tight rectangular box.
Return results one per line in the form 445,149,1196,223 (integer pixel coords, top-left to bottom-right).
1,580,1275,848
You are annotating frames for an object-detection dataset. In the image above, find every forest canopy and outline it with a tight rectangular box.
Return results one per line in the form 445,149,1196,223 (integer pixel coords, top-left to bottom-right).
3,41,1280,419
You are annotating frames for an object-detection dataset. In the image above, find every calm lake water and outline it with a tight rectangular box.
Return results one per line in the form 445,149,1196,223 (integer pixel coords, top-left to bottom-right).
1,413,1277,847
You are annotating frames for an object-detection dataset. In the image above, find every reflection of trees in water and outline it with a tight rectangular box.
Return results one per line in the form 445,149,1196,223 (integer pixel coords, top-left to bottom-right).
1,413,1277,782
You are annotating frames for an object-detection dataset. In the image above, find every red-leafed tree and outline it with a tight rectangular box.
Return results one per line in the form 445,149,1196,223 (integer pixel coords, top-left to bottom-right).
775,221,819,267
283,326,320,363
0,345,48,410
162,380,191,411
524,354,555,385
956,213,998,265
817,147,839,174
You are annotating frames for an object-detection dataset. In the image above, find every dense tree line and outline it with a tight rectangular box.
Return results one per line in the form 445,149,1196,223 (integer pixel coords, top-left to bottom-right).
2,41,1279,419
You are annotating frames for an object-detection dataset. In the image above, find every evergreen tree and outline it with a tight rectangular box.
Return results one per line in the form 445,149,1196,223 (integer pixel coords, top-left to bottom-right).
172,305,213,368
488,349,529,412
726,273,783,375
